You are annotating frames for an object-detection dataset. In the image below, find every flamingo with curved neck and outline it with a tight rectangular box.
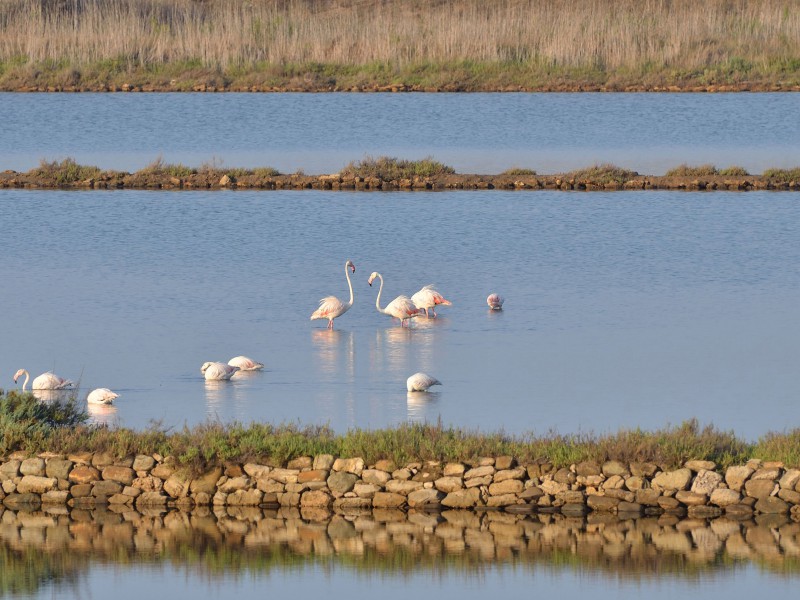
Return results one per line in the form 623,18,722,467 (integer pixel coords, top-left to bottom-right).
13,369,74,391
368,271,421,327
310,260,356,329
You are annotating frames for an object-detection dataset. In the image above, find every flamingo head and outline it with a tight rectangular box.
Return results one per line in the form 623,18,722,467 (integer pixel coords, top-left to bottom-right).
368,272,380,286
200,362,213,373
346,260,355,274
13,369,26,383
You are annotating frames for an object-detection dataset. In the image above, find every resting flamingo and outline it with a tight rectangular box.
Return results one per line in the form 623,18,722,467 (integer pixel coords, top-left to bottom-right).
411,285,452,318
310,260,356,329
228,356,264,371
487,293,504,310
87,388,119,405
13,369,74,391
201,362,240,381
407,372,441,392
368,271,421,327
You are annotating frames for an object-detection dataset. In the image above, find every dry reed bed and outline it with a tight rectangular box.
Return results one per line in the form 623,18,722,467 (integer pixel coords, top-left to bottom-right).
1,0,799,91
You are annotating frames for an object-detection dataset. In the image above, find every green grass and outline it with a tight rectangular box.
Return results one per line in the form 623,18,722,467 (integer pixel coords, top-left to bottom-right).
665,164,719,177
3,393,797,470
564,164,638,185
763,167,800,182
342,156,455,180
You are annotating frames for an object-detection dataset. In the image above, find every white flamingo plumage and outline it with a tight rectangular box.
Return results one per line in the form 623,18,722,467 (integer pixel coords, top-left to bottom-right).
14,369,74,391
201,362,240,381
87,388,119,405
406,372,441,392
368,272,421,327
487,293,504,310
310,260,356,329
228,356,264,371
411,285,452,318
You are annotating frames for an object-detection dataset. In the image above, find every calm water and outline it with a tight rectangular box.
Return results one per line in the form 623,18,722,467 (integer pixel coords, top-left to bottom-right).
3,505,799,599
1,92,799,174
1,189,798,438
3,92,800,599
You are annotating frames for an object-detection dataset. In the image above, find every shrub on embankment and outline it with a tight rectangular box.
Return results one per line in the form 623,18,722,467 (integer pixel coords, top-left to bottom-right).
2,391,799,470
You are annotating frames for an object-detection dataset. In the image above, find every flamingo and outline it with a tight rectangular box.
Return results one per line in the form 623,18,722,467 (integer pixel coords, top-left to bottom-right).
368,272,421,327
407,372,442,392
200,362,240,381
487,293,504,310
411,285,452,318
310,260,356,329
228,356,264,371
87,388,119,405
13,369,74,391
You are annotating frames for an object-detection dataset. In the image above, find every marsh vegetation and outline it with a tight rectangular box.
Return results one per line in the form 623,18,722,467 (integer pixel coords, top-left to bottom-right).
1,0,798,91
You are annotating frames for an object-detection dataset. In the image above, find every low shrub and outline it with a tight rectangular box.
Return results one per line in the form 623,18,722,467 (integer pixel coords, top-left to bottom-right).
0,391,87,455
718,166,750,176
501,167,537,176
564,163,638,185
29,158,101,185
342,155,455,180
763,167,800,182
665,163,719,177
140,156,195,177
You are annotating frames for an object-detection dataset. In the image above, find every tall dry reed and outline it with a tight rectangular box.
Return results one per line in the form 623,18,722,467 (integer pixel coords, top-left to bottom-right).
1,0,798,72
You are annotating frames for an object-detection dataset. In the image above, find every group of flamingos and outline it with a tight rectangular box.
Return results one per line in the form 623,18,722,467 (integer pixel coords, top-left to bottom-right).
12,260,504,405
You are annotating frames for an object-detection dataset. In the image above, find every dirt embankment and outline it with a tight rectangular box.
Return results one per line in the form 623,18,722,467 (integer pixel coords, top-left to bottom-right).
2,169,799,192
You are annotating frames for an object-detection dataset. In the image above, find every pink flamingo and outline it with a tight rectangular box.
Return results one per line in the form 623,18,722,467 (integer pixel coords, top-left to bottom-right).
368,271,421,327
228,356,264,371
411,285,452,318
310,260,356,329
487,293,504,310
200,362,240,381
14,369,73,391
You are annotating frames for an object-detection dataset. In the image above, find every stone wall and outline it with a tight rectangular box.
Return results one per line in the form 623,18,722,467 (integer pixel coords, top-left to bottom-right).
2,451,799,520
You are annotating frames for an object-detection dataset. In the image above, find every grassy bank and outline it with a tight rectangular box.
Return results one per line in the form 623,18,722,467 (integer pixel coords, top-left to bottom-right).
2,391,799,469
1,0,798,92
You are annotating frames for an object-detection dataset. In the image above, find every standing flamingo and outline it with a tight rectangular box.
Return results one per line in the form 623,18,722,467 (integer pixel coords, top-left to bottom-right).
407,372,442,392
228,356,264,371
411,285,452,318
310,260,356,329
87,388,119,405
13,369,74,391
487,293,504,310
200,362,240,381
368,272,421,327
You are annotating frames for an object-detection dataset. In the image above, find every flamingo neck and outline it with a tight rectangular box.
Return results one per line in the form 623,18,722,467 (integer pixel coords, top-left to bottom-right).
21,370,29,392
345,263,354,307
374,274,386,313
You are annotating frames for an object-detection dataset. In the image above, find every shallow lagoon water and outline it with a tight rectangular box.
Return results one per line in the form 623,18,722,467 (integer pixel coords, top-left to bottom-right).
3,91,800,598
1,92,799,174
1,189,798,439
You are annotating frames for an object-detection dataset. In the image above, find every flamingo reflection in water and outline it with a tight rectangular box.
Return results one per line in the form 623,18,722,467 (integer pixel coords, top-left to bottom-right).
311,329,355,377
87,402,119,427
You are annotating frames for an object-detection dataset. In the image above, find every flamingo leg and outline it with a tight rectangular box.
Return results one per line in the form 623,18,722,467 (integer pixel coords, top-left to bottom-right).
432,308,437,318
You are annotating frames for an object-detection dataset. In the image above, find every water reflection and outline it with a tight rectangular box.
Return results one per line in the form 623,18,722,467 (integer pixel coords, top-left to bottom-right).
311,329,355,378
0,505,798,597
406,390,439,422
86,403,118,426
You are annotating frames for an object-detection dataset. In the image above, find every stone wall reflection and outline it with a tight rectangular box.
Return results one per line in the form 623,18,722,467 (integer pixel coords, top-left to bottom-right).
1,505,799,595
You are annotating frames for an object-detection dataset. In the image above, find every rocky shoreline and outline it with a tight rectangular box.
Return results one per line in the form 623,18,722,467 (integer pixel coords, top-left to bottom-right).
2,170,799,192
3,452,799,521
